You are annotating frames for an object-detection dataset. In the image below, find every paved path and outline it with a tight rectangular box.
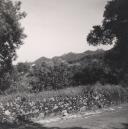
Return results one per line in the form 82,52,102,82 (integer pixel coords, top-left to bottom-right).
42,104,128,129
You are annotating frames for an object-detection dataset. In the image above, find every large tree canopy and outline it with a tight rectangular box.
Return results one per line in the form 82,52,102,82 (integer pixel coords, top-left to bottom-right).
87,0,128,61
0,0,26,73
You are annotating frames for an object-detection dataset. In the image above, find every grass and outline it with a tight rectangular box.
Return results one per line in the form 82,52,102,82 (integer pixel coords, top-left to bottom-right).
0,84,127,105
0,86,86,103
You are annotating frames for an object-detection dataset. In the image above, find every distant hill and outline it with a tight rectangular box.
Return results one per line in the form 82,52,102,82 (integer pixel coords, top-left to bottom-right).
59,49,104,63
33,49,105,67
34,57,54,66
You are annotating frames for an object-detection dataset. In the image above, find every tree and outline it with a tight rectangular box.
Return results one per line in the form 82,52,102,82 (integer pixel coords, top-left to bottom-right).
17,62,30,73
87,0,128,62
87,0,128,86
0,0,26,74
0,0,26,91
27,61,73,92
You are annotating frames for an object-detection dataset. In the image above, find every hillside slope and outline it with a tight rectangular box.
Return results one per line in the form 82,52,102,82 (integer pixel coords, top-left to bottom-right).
33,49,105,67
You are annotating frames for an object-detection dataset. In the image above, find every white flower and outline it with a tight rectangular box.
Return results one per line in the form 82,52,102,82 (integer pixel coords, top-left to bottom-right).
62,110,68,116
5,110,11,116
53,105,58,110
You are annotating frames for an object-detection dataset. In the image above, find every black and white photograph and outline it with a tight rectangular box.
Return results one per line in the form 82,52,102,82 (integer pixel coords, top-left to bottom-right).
0,0,128,129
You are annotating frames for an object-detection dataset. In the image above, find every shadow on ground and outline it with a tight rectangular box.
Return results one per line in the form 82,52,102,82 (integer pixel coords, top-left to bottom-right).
0,121,128,129
0,121,89,129
112,123,128,129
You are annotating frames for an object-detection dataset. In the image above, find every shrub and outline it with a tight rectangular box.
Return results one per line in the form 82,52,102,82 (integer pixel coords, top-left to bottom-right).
0,84,127,123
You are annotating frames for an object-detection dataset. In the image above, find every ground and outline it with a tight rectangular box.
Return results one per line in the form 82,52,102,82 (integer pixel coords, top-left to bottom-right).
0,104,128,129
43,104,128,129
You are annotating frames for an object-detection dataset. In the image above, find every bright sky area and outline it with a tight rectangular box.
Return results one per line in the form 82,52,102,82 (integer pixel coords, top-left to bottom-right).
13,0,111,63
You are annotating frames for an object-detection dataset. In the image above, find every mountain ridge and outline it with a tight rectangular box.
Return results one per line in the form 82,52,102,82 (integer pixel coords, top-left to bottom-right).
33,49,105,66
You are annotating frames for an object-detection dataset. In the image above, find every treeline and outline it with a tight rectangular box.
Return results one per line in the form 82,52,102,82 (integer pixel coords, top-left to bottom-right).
0,50,127,94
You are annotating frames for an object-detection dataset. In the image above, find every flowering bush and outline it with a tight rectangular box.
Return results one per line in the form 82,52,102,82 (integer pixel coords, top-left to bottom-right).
0,85,127,123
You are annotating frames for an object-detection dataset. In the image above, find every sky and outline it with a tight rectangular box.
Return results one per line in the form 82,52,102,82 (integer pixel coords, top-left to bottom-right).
14,0,110,63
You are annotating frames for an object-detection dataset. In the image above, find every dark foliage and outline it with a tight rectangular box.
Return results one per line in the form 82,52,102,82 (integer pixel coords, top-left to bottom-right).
0,0,26,91
87,0,128,86
28,61,74,92
87,0,128,57
17,62,30,74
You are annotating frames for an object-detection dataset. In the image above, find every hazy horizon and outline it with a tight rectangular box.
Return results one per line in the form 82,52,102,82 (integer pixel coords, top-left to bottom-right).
13,0,111,63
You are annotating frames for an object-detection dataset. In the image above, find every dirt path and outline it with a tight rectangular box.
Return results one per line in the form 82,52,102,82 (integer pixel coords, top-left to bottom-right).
42,104,128,129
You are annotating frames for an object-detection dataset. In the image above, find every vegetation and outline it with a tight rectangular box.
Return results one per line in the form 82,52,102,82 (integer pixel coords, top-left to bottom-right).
0,85,127,123
87,0,128,59
0,0,26,91
87,0,128,85
1,48,127,93
87,0,128,86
